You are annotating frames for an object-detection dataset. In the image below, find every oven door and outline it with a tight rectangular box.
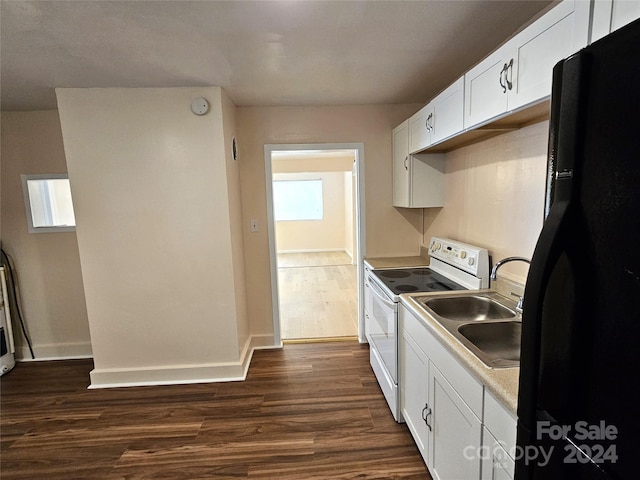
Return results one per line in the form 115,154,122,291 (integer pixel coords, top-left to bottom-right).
367,275,398,383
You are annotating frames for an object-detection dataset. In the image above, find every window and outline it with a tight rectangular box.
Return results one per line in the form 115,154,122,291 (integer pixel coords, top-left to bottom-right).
273,179,323,221
21,174,76,233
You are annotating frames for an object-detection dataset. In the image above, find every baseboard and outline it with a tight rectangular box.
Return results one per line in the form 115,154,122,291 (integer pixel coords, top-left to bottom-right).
276,248,346,254
88,334,280,389
15,341,93,361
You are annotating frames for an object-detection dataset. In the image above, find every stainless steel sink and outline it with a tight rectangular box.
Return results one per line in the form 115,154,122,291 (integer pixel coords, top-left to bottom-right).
412,292,522,368
458,321,521,368
421,295,516,321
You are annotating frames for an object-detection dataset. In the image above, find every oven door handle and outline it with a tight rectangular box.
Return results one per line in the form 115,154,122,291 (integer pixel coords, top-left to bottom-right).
368,275,397,310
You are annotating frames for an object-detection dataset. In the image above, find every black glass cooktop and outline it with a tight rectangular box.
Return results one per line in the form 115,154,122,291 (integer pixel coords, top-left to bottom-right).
373,267,465,295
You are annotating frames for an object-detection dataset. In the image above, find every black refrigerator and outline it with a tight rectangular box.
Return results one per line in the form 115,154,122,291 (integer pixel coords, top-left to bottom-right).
515,19,640,480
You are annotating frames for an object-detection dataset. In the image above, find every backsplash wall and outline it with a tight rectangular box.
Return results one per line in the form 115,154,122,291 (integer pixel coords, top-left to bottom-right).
422,120,549,284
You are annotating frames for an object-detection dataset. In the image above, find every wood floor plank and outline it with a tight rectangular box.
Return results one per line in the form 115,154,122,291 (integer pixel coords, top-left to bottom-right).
278,252,358,340
0,342,431,479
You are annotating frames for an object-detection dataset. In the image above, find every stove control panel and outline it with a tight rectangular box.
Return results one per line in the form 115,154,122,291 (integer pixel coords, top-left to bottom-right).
429,237,489,279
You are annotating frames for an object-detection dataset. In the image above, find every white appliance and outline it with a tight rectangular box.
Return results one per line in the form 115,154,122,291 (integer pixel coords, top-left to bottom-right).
365,237,489,422
0,266,16,375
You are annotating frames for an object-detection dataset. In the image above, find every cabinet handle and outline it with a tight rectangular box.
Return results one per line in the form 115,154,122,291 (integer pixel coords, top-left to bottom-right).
506,58,514,91
421,403,432,431
424,113,433,132
499,63,507,93
404,156,408,170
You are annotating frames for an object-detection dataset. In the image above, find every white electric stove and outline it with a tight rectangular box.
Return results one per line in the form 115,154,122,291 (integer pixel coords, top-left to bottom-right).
365,237,489,422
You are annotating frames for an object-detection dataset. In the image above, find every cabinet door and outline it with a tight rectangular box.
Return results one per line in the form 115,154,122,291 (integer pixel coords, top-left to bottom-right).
431,76,464,145
592,0,640,42
481,427,515,480
429,363,482,480
463,45,510,129
400,331,430,462
509,0,590,110
610,0,640,33
392,120,410,207
408,103,433,154
484,390,517,460
393,121,445,208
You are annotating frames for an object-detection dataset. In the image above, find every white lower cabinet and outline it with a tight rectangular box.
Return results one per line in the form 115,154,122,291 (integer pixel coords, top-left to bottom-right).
400,332,431,462
400,304,519,480
482,390,518,480
430,364,482,480
481,427,515,480
400,305,483,480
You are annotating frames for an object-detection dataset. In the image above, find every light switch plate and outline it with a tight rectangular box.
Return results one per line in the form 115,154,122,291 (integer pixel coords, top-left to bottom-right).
250,219,259,232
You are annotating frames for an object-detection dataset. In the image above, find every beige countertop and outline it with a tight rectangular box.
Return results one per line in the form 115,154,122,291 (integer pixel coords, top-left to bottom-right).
400,289,520,416
364,255,428,269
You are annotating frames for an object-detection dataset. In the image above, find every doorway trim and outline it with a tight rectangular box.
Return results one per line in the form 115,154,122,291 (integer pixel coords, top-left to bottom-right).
264,143,366,346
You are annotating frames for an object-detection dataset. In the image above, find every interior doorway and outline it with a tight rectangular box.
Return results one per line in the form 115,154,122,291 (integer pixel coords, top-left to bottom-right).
265,144,366,345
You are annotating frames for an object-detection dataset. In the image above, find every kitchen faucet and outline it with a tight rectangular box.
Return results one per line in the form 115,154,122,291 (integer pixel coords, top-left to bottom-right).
490,256,531,314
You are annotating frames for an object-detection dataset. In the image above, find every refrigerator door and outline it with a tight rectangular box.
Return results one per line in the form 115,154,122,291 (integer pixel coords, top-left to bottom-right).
516,19,640,480
542,62,564,219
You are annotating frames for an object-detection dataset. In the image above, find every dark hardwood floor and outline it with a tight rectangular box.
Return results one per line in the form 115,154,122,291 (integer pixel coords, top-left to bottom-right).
0,342,431,479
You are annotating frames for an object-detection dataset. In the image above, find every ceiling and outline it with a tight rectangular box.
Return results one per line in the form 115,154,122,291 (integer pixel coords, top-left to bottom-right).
1,0,555,111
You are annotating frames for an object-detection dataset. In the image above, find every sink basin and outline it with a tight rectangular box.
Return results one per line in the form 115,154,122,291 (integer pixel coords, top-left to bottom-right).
410,292,522,368
458,321,521,368
422,295,516,321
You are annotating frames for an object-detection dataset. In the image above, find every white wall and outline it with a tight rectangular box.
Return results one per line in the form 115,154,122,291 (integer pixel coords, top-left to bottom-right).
236,105,422,338
423,121,549,284
270,152,357,257
274,171,347,253
344,170,355,261
220,91,252,361
56,87,254,387
0,111,91,359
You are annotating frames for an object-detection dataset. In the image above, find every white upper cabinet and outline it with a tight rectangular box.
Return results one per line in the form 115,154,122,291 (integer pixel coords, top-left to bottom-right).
431,76,465,145
592,0,640,42
409,77,464,154
394,0,635,154
393,120,411,206
463,43,511,129
508,0,590,110
393,120,445,208
408,102,433,154
464,0,590,129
